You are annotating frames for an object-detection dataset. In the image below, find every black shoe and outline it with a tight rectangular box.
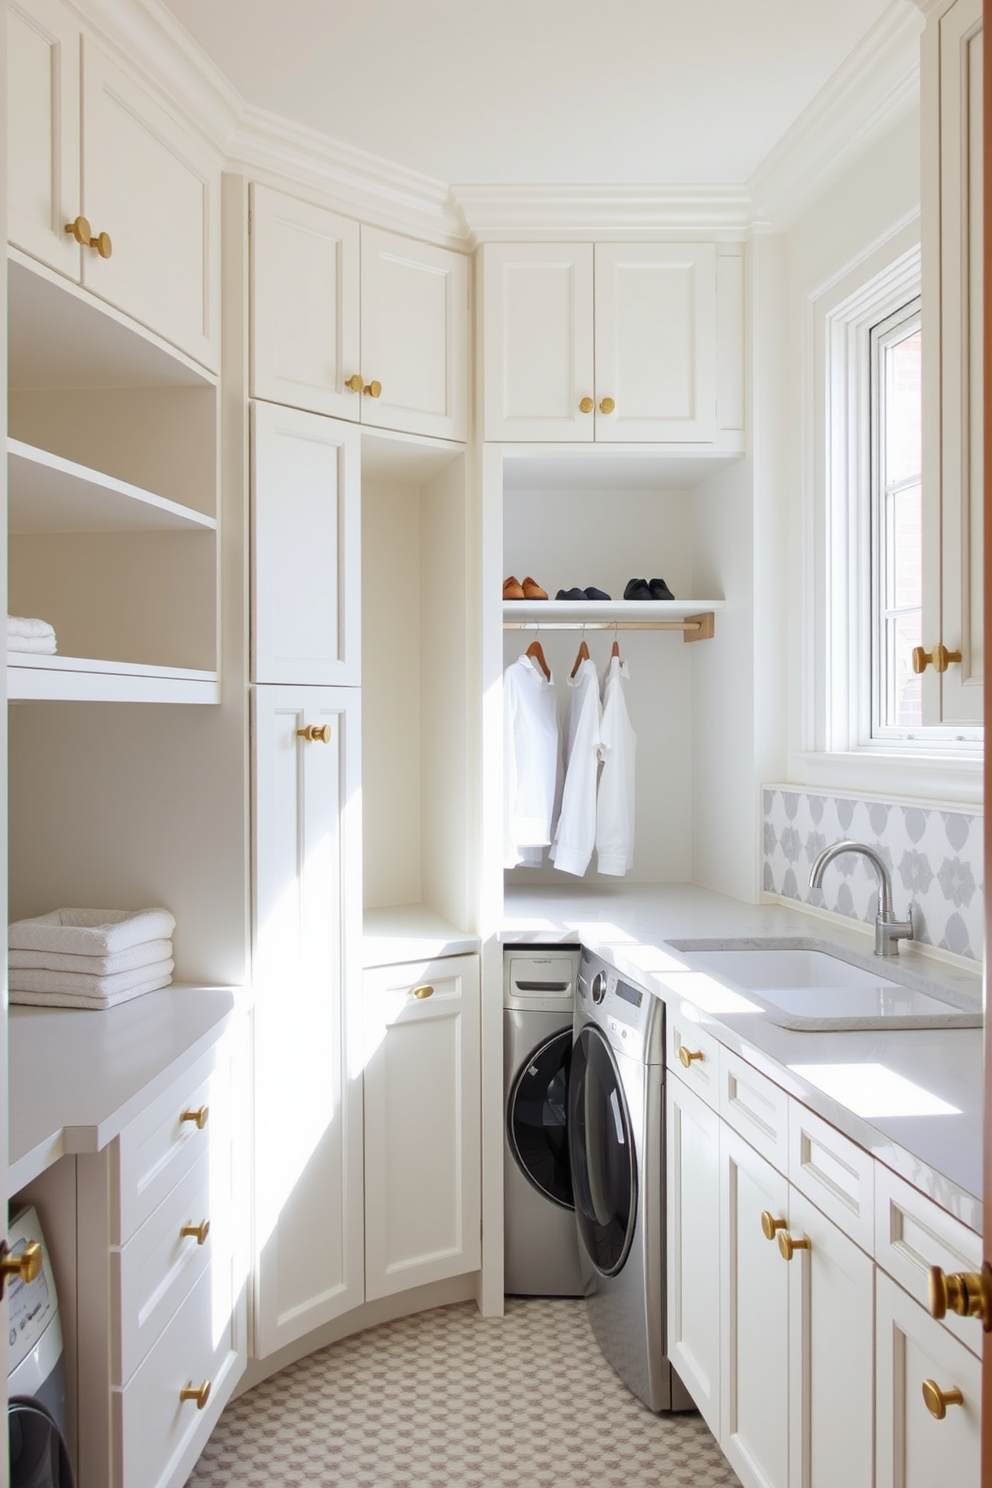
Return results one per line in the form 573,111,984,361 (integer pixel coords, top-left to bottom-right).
584,586,611,601
555,587,587,600
648,578,676,601
623,578,652,601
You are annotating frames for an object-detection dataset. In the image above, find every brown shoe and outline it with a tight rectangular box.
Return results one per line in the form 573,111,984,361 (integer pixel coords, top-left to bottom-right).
503,575,525,600
521,576,549,600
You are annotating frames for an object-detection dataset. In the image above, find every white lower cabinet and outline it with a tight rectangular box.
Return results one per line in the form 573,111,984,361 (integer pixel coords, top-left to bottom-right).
363,955,481,1301
876,1271,982,1487
666,1073,721,1435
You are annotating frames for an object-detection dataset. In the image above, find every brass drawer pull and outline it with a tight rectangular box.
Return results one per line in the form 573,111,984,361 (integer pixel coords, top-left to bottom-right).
64,215,112,257
912,643,962,674
180,1105,209,1130
345,373,364,392
778,1230,810,1261
760,1211,787,1241
678,1046,704,1068
297,724,332,743
180,1220,211,1246
0,1240,42,1293
922,1379,964,1420
363,380,382,398
579,397,594,414
411,984,434,1000
180,1379,211,1410
599,397,615,415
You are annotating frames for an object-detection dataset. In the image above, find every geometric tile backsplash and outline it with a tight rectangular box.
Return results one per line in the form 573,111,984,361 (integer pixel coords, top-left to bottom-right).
762,786,984,961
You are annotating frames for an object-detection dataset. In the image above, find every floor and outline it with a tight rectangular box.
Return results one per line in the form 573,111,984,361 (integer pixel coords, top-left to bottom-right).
186,1297,740,1487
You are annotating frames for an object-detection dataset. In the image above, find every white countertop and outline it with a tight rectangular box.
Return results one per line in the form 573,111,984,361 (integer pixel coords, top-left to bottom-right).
503,883,984,1231
363,905,481,968
8,984,239,1195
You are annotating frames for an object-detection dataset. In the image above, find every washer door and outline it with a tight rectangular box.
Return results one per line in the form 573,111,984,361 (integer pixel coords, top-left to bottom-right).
507,1028,574,1209
568,1024,637,1276
9,1399,74,1488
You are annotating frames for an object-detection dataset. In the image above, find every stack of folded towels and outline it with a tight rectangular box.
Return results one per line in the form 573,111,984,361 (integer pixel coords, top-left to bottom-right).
8,616,57,656
8,908,176,1010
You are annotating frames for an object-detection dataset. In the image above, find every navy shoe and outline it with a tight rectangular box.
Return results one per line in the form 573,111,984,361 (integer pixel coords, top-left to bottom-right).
649,577,677,601
623,578,652,601
584,586,611,601
556,587,587,600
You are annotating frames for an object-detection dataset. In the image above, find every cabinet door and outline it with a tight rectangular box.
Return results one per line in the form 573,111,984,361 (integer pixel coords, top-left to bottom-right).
251,402,361,686
720,1125,790,1488
876,1271,981,1488
7,0,80,278
250,184,362,421
482,242,595,441
360,227,469,441
666,1075,721,1436
80,39,221,370
594,243,717,443
787,1187,874,1488
363,955,480,1301
251,685,363,1357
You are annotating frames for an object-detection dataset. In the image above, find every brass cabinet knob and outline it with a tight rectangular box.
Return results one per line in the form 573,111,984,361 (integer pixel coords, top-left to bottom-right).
678,1046,705,1068
363,380,382,398
579,397,595,414
912,643,962,674
345,373,364,392
411,984,434,1000
297,724,332,743
929,1264,992,1326
778,1230,810,1261
180,1105,209,1130
760,1211,787,1241
180,1219,211,1246
599,397,616,415
92,230,113,259
180,1379,212,1410
922,1379,965,1420
64,216,112,257
0,1240,42,1295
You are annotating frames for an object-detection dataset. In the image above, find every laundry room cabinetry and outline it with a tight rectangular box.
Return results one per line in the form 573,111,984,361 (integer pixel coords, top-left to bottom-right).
363,954,481,1301
250,183,470,440
7,0,221,370
481,241,744,446
665,1073,721,1436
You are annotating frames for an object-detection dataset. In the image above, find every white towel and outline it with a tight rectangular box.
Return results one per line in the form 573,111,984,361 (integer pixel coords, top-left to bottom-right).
9,971,172,1011
8,617,55,639
9,938,172,975
7,635,57,655
9,907,176,956
9,958,173,998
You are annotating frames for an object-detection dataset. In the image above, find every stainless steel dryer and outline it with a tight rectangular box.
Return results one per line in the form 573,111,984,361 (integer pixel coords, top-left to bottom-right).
503,946,584,1296
568,947,693,1412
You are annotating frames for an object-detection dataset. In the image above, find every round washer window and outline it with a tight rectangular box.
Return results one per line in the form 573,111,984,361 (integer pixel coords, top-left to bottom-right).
507,1028,574,1209
567,1024,637,1276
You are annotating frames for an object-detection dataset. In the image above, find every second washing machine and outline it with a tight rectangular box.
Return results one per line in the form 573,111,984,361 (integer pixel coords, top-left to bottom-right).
503,946,584,1297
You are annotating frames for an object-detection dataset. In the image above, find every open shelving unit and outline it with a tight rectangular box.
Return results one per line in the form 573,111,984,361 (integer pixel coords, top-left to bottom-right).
8,439,218,534
502,598,725,640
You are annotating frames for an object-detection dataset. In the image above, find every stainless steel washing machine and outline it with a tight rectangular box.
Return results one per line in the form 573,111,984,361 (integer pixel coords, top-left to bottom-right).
503,946,584,1297
568,948,693,1412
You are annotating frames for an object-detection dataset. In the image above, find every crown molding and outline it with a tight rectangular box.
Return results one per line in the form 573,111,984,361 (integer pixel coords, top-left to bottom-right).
905,0,949,15
454,184,751,243
747,0,923,231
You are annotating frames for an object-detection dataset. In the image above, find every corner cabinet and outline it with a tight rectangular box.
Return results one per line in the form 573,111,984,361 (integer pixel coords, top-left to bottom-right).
481,241,744,446
250,183,470,441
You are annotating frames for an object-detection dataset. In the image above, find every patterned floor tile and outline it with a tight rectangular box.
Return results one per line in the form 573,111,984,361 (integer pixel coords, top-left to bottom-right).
186,1299,740,1487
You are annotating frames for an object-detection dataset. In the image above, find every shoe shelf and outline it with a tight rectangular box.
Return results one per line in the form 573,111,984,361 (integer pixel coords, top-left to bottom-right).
502,598,725,641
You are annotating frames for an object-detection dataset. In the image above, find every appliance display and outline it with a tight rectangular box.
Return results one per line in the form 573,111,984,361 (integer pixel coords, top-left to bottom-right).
503,947,584,1297
568,948,693,1411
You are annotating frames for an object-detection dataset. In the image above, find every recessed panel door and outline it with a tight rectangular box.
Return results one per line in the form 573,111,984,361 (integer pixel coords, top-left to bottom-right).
666,1074,721,1437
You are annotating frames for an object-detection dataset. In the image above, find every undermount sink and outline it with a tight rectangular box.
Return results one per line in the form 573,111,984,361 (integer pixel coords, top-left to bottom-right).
667,940,983,1031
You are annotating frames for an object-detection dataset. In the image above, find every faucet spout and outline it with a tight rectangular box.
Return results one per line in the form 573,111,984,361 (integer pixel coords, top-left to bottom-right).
808,840,913,958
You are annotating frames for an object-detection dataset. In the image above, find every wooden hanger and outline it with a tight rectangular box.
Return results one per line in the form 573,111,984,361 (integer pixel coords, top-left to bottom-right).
525,639,551,680
611,638,621,659
570,639,590,678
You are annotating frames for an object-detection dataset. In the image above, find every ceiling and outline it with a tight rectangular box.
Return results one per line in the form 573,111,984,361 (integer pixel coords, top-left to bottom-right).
160,0,900,188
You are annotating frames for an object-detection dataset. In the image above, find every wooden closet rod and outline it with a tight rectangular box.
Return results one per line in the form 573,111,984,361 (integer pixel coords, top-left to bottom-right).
503,612,715,642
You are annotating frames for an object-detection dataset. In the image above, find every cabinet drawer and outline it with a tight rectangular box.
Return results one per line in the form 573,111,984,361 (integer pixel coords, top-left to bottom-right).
666,1011,721,1108
113,1261,241,1488
718,1047,789,1170
875,1165,982,1358
112,1150,215,1384
113,1049,220,1244
788,1099,874,1253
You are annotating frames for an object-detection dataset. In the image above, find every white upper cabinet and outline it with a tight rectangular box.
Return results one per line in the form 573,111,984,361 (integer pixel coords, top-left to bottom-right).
250,184,361,421
482,240,741,445
250,185,470,441
7,0,221,371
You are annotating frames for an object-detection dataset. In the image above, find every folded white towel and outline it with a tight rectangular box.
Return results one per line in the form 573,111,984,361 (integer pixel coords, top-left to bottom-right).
8,617,56,639
9,970,172,1011
9,908,176,956
7,635,57,655
9,958,173,998
9,938,172,976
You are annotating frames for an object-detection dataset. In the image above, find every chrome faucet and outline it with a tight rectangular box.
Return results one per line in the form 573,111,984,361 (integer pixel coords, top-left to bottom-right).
808,840,914,958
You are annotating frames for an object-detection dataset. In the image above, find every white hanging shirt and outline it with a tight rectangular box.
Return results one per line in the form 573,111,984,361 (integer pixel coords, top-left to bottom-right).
550,657,602,877
596,655,636,876
504,653,560,868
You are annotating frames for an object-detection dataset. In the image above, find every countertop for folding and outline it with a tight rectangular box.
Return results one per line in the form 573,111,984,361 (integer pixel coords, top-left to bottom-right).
503,882,984,1230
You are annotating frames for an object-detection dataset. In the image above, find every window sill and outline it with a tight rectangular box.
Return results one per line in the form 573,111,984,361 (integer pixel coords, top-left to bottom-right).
790,749,983,809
